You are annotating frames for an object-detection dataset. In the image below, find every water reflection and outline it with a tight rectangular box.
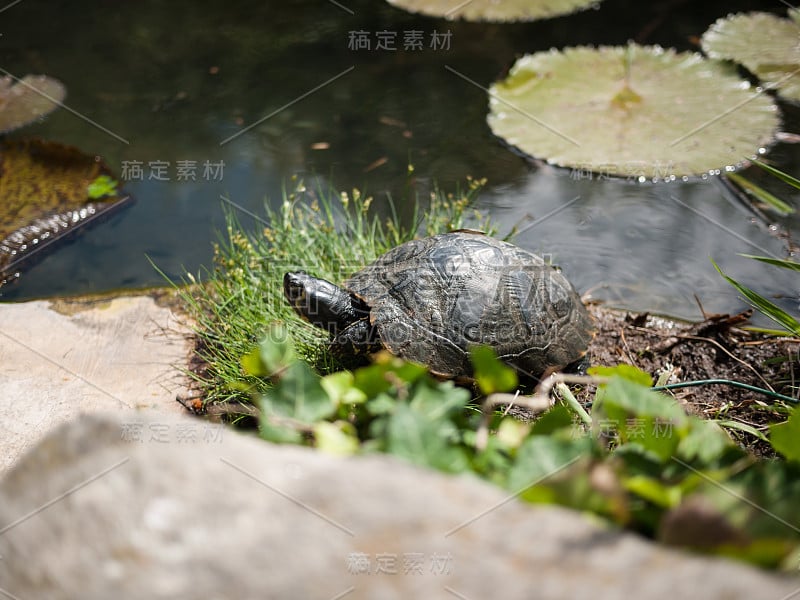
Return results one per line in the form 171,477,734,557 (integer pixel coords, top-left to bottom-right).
0,0,796,326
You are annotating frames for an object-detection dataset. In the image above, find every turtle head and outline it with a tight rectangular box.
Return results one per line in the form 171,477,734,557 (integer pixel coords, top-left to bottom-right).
283,272,367,335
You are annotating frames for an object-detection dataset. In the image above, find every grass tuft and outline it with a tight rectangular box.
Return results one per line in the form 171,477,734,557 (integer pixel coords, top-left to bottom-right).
176,174,491,406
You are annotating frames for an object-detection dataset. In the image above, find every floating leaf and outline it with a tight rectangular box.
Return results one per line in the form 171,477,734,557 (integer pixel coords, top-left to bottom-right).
0,75,65,133
702,11,800,102
487,45,779,180
0,139,128,284
385,0,601,22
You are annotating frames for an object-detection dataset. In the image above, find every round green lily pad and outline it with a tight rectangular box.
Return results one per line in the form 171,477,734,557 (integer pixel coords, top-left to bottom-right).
701,11,800,102
0,74,66,134
487,45,780,180
385,0,600,22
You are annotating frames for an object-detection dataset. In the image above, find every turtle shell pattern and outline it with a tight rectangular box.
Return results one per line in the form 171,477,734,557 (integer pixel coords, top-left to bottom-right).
344,231,594,378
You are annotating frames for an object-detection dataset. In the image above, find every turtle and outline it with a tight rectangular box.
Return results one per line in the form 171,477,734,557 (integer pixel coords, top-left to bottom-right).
283,231,594,380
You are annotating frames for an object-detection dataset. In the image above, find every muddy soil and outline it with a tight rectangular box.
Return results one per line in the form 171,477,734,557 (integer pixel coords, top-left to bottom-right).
583,305,799,455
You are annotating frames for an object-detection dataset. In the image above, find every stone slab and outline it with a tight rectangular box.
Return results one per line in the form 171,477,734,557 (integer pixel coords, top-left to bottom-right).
0,295,191,474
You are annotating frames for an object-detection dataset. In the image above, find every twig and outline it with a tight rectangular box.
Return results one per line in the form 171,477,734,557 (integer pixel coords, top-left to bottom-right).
619,327,637,364
633,325,774,392
673,334,773,392
475,390,548,451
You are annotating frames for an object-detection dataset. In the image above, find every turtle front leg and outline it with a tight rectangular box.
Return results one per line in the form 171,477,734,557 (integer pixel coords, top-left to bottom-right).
330,319,382,368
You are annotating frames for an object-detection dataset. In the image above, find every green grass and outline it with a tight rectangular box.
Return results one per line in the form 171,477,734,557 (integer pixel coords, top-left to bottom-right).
176,174,492,406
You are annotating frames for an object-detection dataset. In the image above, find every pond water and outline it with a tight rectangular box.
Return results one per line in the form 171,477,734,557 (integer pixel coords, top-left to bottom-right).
2,0,799,323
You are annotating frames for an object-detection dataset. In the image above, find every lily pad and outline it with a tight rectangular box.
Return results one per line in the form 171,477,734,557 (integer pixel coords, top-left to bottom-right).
0,75,65,134
701,11,800,102
0,139,130,285
487,45,780,180
385,0,600,22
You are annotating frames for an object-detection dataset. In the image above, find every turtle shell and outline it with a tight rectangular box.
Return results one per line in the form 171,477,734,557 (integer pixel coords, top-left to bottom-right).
344,231,594,378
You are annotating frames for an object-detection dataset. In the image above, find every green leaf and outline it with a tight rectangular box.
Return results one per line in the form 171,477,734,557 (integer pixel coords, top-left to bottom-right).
353,355,428,398
677,418,733,464
712,259,800,336
750,159,800,191
741,326,797,337
259,421,302,444
385,402,470,473
314,421,360,456
508,435,592,492
738,254,800,272
588,364,653,387
487,44,778,180
601,377,686,423
716,539,798,570
726,173,794,215
364,392,397,417
596,377,688,463
410,378,472,417
240,347,268,377
321,371,367,406
770,407,800,462
716,420,769,443
260,361,336,427
496,418,531,449
531,404,576,436
471,345,518,395
87,175,118,200
243,324,297,376
624,475,682,508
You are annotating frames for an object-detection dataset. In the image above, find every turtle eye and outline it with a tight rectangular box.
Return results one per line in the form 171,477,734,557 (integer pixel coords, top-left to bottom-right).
286,284,305,303
283,273,305,303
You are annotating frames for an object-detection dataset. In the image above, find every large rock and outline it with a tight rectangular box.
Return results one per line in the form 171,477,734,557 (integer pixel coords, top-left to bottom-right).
0,294,191,474
0,414,796,599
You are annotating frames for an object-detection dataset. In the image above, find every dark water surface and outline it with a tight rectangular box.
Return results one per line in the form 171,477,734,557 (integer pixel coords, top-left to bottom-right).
1,0,798,322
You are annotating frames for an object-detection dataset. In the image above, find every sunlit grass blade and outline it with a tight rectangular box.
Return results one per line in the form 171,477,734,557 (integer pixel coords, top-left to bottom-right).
750,159,800,191
738,254,800,272
712,259,800,336
715,419,769,442
726,172,794,215
172,176,492,407
742,326,798,337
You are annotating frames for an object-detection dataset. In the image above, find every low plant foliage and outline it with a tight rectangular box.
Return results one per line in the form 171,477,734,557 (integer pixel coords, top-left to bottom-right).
179,180,800,570
245,326,800,569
